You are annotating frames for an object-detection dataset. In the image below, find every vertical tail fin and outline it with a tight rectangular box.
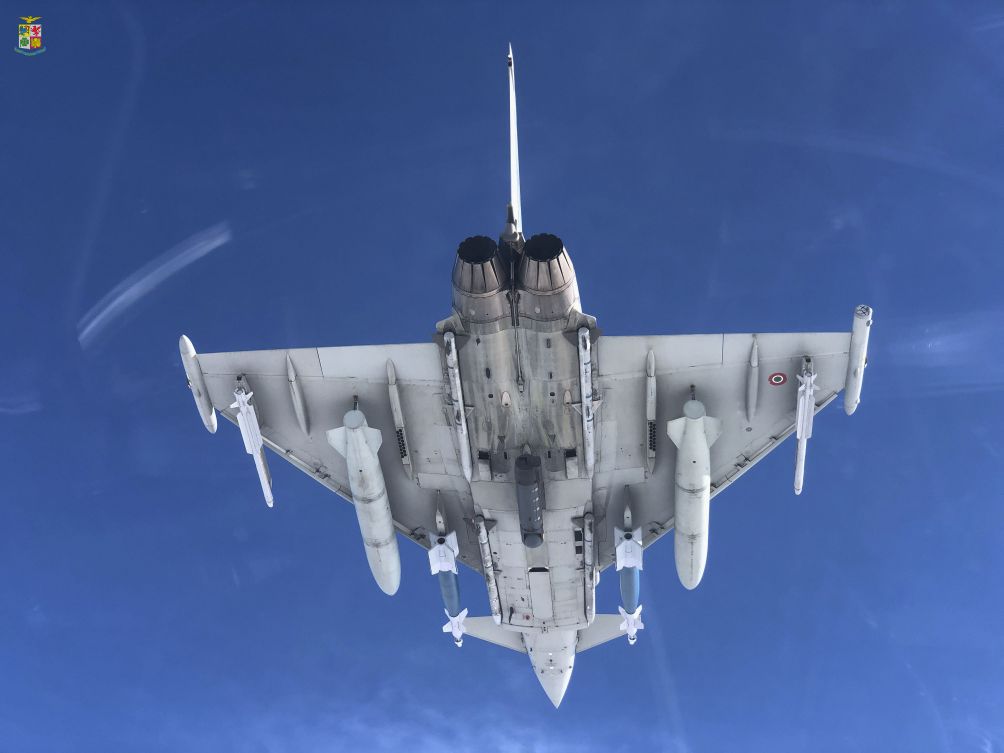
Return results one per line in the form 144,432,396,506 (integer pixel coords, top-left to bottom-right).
503,44,524,244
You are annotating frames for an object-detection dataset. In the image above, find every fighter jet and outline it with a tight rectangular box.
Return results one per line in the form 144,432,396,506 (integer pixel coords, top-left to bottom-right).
178,46,873,707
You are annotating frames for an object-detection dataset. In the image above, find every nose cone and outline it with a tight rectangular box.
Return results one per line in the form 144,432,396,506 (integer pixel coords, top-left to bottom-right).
526,629,576,708
537,667,572,708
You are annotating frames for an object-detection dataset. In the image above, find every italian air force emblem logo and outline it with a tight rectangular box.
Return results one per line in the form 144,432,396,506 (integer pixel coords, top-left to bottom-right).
16,16,45,56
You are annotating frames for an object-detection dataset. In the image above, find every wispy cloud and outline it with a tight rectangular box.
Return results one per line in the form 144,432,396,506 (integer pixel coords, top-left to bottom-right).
972,14,1004,33
66,6,146,322
715,126,1004,198
875,310,1004,398
0,360,44,415
150,687,633,753
76,222,232,349
0,394,42,415
641,596,692,753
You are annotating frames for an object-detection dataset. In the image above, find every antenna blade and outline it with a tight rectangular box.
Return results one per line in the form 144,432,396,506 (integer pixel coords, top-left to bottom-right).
508,44,522,236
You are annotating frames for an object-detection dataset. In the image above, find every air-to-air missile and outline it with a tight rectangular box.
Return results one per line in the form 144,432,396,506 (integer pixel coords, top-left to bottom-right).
614,504,644,644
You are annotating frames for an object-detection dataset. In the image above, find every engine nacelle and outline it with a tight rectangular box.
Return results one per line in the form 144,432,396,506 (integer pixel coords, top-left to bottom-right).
451,235,511,324
516,233,581,322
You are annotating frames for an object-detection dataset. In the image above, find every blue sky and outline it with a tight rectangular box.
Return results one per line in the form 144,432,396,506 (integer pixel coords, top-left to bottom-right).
3,1,1004,751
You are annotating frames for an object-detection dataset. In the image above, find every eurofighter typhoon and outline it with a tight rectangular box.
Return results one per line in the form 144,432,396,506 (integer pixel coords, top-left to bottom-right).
179,47,873,707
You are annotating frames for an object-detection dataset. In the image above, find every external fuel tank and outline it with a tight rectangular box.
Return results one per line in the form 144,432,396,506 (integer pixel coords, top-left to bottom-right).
327,409,402,595
667,400,721,590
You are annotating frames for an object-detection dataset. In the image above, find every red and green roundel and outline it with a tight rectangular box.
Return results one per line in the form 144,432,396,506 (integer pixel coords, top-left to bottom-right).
768,372,787,386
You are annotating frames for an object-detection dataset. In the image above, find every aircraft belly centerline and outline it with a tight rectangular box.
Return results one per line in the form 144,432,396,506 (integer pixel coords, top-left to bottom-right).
456,321,587,475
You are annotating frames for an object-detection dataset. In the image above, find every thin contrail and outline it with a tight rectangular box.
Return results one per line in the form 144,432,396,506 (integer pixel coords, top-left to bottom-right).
0,395,42,415
66,6,146,325
77,222,232,349
641,595,692,753
716,125,1004,198
871,310,1004,398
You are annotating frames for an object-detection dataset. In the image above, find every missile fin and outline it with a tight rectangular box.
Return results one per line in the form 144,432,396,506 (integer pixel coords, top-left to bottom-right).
704,416,722,446
326,427,347,456
667,417,686,447
614,526,644,571
617,605,645,645
363,426,383,453
442,607,469,646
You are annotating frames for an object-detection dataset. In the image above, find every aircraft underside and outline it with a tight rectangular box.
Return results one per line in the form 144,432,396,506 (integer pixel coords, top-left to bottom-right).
178,46,873,707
